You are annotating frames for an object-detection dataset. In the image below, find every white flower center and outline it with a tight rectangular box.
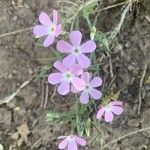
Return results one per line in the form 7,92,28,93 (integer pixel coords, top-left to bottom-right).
85,85,90,90
84,84,91,92
67,136,75,143
73,46,81,55
64,71,72,82
105,105,111,111
48,26,55,34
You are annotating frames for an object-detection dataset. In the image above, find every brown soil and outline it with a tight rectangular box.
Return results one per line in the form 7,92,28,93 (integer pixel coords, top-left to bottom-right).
0,0,150,150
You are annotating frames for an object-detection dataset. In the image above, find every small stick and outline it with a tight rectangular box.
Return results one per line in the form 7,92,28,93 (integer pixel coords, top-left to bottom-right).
97,0,140,12
30,138,42,149
43,83,49,108
40,79,45,108
108,3,130,41
50,86,57,102
109,55,114,78
138,61,148,115
101,126,150,149
0,27,32,38
0,77,34,105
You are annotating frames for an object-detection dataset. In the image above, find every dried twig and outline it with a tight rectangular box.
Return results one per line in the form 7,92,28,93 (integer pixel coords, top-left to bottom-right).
50,86,57,102
138,61,148,115
0,27,32,38
43,83,49,108
0,77,34,105
108,3,130,41
109,55,114,78
98,0,139,12
101,126,150,149
30,138,42,149
40,79,45,108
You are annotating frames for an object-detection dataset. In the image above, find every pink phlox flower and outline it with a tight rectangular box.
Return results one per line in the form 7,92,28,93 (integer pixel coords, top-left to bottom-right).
72,72,102,104
56,30,96,69
58,135,86,150
96,101,124,123
48,60,85,95
33,10,62,47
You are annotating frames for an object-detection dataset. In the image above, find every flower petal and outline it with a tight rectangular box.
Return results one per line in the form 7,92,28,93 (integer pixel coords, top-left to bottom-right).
68,141,78,150
53,9,58,25
57,40,73,53
89,89,102,100
33,25,48,37
48,73,63,85
55,24,62,37
71,77,85,91
71,85,80,93
39,12,52,26
80,40,96,53
77,53,91,69
75,136,86,146
53,61,67,72
70,64,83,76
57,82,70,95
81,72,91,83
109,101,123,106
96,107,105,120
90,77,102,88
69,30,82,46
43,34,54,47
79,91,89,104
63,54,76,69
110,106,123,115
58,139,68,149
104,110,114,122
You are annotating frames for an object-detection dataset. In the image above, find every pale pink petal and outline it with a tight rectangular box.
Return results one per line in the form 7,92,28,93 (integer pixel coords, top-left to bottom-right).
58,139,68,149
57,82,70,95
104,110,114,122
110,106,123,115
71,77,85,91
96,107,105,120
77,53,91,69
69,30,82,46
81,72,91,83
48,73,63,85
53,61,67,72
79,91,89,104
55,24,62,37
70,64,83,76
68,141,77,150
89,89,102,100
90,77,102,88
71,85,80,93
33,25,48,37
109,101,123,106
74,136,86,146
57,40,73,53
80,40,96,53
39,12,52,26
53,9,58,25
63,54,76,69
43,34,54,47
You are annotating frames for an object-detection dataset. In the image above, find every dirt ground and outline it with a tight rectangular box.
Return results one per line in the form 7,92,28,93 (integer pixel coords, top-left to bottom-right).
0,0,150,150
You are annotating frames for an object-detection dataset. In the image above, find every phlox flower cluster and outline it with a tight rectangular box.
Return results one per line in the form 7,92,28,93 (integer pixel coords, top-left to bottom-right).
33,10,124,150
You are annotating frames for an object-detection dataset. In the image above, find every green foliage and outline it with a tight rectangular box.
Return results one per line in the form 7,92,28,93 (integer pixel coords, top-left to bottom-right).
47,100,96,136
46,111,61,122
36,65,52,79
95,31,110,52
82,2,97,19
